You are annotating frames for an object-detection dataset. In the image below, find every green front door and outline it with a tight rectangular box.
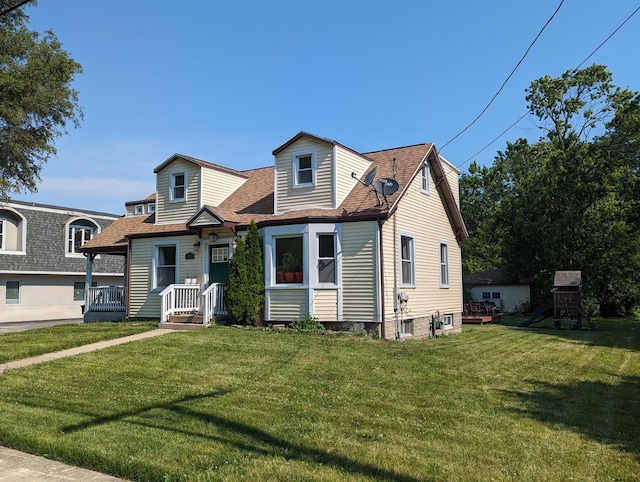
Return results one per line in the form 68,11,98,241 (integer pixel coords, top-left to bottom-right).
209,245,229,284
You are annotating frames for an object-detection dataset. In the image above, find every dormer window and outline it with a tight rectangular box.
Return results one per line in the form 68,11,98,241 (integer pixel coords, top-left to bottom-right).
134,204,144,216
170,172,186,201
0,208,26,254
293,150,315,187
66,218,98,256
148,203,156,214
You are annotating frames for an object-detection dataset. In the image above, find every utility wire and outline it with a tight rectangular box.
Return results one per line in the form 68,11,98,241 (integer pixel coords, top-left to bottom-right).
0,0,32,17
455,4,640,170
439,0,565,151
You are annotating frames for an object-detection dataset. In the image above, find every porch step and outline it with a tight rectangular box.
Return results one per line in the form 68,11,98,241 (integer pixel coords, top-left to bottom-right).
161,322,209,331
168,314,203,324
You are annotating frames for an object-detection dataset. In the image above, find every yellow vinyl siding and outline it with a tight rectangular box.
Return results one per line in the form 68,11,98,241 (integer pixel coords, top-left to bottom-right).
342,221,378,322
269,289,306,320
201,168,246,207
155,159,200,223
178,236,203,284
275,139,334,212
129,238,158,318
381,171,463,328
335,146,372,207
442,157,461,207
312,289,338,320
129,236,203,319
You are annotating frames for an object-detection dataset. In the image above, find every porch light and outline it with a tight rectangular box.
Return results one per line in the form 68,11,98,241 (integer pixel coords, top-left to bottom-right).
193,241,201,252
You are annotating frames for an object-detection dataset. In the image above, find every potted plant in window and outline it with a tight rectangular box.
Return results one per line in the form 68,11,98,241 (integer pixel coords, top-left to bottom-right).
282,252,297,283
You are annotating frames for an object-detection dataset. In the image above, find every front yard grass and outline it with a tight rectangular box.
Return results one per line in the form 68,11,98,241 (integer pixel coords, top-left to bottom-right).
0,318,638,481
0,321,156,363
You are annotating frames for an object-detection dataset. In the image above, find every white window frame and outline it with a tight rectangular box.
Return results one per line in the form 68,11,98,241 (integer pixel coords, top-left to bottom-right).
443,313,453,328
65,217,99,257
5,280,20,304
292,149,316,188
0,208,27,255
134,204,144,216
153,241,178,290
421,162,430,194
439,240,449,288
399,230,416,288
170,171,186,202
317,233,337,285
147,203,156,214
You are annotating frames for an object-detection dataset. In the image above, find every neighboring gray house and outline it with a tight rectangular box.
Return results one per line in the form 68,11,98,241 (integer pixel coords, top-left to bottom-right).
464,269,530,313
0,200,125,322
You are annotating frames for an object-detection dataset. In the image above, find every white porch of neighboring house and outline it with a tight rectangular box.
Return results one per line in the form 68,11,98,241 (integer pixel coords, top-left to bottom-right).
83,252,128,322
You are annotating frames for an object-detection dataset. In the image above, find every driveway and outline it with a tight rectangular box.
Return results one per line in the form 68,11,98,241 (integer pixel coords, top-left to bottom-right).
0,319,84,334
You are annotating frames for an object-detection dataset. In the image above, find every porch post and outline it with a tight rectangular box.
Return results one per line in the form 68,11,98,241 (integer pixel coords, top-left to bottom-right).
85,253,95,288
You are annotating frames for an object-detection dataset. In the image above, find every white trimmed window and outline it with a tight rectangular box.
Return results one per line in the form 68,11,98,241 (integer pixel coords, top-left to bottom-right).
443,313,453,328
148,203,156,214
155,244,177,289
400,233,415,287
318,234,336,284
439,241,449,288
0,209,27,253
293,151,315,187
134,204,144,216
170,172,186,201
5,281,20,304
421,163,430,194
67,219,98,255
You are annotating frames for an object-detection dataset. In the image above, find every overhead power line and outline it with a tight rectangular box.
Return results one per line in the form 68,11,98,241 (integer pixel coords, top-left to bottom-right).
0,0,32,17
439,0,565,152
455,4,640,170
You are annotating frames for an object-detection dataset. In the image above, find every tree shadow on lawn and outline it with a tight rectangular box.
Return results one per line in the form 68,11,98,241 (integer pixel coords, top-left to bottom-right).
52,390,420,482
500,375,640,460
500,316,640,352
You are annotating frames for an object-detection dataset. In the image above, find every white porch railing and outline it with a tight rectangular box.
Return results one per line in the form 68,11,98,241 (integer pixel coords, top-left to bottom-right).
159,284,201,322
85,286,127,312
202,283,226,324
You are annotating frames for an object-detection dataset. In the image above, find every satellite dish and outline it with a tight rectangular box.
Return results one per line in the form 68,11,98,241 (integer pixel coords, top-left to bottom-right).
374,178,399,196
362,167,377,187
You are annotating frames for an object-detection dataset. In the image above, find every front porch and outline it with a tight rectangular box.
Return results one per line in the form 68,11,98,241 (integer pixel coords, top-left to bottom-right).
84,286,127,322
159,283,227,327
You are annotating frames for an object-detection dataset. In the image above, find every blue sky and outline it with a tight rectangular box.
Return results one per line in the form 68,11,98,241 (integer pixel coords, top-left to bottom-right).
15,0,640,215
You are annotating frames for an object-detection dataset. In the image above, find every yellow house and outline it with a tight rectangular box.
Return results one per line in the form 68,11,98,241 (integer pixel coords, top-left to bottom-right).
81,132,468,339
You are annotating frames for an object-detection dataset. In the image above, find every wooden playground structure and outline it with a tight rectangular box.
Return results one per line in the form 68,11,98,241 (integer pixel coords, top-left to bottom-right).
518,270,596,330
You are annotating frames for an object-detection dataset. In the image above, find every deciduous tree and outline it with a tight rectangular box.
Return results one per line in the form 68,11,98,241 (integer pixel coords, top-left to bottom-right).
0,0,82,197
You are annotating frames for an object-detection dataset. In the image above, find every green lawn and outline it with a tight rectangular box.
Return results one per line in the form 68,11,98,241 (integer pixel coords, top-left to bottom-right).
0,322,156,363
0,318,638,481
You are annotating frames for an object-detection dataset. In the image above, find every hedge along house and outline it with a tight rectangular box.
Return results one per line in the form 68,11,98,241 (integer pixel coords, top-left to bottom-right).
81,132,468,339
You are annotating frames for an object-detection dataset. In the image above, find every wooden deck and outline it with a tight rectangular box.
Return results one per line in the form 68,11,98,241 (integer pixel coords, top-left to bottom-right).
462,315,498,325
463,302,501,325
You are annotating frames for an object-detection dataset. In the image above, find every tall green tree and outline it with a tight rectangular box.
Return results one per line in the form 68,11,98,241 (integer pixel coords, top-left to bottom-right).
244,221,264,326
0,0,82,197
225,236,248,324
224,221,264,325
462,65,640,315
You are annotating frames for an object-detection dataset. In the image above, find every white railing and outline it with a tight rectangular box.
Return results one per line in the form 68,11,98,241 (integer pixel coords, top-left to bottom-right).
159,284,201,322
202,283,226,324
85,286,126,312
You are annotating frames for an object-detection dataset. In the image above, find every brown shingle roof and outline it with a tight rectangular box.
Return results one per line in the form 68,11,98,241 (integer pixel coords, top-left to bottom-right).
80,214,192,253
83,135,467,252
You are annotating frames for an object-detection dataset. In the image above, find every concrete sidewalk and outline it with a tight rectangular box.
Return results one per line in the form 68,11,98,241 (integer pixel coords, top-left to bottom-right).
0,329,174,373
0,445,125,481
0,327,176,480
